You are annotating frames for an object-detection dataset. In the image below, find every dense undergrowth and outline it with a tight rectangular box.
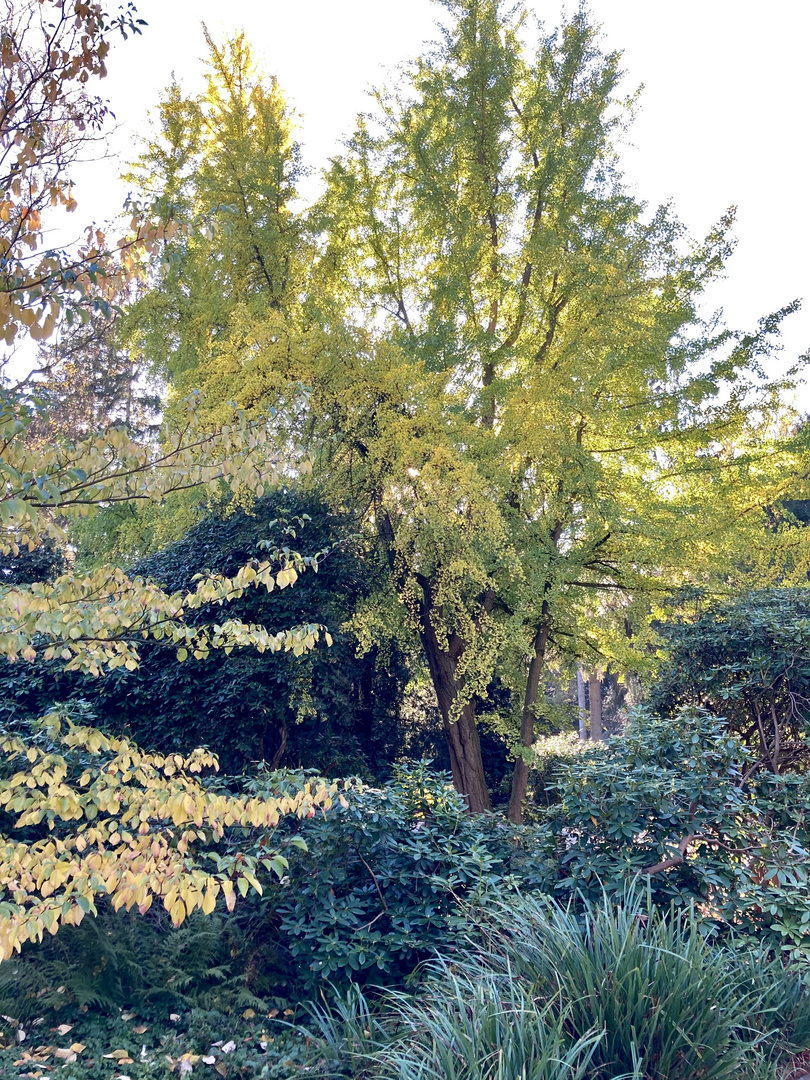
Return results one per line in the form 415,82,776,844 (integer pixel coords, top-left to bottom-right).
1,893,808,1078
2,708,810,1078
302,893,810,1080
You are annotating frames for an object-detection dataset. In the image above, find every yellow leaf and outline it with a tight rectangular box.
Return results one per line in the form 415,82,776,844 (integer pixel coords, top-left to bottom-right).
169,897,187,927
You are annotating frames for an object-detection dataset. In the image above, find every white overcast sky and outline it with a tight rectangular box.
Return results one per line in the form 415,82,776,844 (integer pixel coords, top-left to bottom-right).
64,0,809,401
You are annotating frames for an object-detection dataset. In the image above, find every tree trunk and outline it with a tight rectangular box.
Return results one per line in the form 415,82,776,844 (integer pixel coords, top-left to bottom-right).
507,617,550,824
589,670,603,741
270,717,288,770
420,595,491,813
577,666,588,740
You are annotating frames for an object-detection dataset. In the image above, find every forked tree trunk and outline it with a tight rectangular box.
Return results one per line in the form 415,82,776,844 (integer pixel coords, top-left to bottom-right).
420,598,491,813
507,611,551,824
376,512,492,812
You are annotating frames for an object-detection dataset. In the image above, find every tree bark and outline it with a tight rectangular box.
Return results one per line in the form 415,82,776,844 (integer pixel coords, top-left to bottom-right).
270,717,288,770
507,616,550,824
577,666,588,741
420,590,492,813
589,670,603,741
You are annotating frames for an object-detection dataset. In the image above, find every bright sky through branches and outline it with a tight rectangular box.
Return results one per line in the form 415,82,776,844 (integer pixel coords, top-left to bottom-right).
59,0,810,405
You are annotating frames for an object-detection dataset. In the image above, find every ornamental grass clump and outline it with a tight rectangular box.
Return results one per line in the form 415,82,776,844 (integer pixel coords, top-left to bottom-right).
304,972,602,1080
476,892,766,1080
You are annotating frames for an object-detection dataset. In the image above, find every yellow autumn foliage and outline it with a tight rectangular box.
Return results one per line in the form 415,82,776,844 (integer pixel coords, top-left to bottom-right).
0,712,338,961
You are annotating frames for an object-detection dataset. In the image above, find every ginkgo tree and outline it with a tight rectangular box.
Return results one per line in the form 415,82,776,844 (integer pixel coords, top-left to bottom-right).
115,3,808,819
119,27,308,400
309,1,808,818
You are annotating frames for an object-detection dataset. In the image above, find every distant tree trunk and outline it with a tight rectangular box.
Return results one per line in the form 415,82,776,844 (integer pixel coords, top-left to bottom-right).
589,670,603,741
270,717,288,770
507,610,551,824
419,587,491,813
577,666,588,740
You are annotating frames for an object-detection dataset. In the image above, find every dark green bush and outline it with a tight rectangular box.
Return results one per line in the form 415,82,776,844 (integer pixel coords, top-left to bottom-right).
274,760,550,986
0,491,422,777
268,713,810,987
544,708,810,957
546,709,751,901
651,588,810,774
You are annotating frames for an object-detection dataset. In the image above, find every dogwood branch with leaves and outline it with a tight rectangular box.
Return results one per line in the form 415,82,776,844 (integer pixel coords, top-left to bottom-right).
0,712,343,960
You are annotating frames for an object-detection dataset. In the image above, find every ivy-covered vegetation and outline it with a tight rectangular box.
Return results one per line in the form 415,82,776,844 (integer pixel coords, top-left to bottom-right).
2,1,810,1078
0,493,418,776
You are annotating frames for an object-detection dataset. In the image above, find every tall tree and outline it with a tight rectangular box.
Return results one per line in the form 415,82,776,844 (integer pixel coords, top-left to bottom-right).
121,29,308,398
306,0,800,814
126,3,805,815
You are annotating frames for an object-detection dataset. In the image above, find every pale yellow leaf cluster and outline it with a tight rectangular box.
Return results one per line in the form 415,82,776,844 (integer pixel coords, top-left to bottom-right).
0,714,337,960
0,387,326,668
0,556,329,672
